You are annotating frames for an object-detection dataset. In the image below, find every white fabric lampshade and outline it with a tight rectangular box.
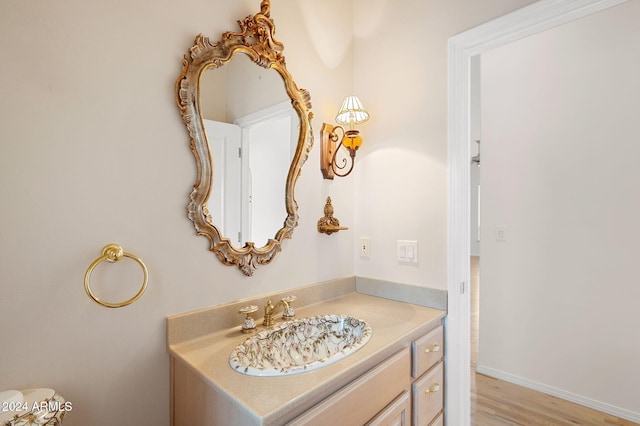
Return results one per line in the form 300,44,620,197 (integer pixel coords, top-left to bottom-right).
335,96,370,125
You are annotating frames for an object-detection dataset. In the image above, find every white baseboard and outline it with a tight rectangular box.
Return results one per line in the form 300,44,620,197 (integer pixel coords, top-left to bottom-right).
475,365,640,423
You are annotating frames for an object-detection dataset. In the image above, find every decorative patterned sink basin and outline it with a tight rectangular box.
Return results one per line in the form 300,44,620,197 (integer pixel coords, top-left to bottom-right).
229,315,372,376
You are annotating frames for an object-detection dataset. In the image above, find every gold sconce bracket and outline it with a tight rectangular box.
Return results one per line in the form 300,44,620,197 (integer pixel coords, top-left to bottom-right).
320,123,360,180
321,123,338,180
317,197,348,235
320,123,338,179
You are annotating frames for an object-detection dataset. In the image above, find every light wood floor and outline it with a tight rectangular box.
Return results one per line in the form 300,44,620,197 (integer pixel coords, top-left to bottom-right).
469,256,638,426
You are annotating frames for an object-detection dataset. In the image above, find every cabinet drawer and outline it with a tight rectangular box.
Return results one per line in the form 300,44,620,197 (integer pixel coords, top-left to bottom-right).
412,325,443,378
366,391,410,426
412,361,443,425
288,349,411,425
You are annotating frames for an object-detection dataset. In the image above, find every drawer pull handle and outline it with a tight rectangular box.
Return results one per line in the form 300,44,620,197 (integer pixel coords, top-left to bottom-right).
424,343,440,354
425,381,440,395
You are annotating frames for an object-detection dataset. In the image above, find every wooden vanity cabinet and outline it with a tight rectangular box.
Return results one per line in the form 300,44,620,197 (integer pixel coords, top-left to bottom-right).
169,299,445,426
289,322,445,426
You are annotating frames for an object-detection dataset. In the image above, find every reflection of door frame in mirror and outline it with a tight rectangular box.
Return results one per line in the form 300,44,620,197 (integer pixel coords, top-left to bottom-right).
446,0,629,423
175,0,313,276
234,101,299,247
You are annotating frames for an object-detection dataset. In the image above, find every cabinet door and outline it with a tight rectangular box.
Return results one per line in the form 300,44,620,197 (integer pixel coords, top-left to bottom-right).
366,391,411,426
412,361,443,425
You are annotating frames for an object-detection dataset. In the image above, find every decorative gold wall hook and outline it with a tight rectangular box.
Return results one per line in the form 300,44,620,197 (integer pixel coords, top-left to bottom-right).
317,197,348,235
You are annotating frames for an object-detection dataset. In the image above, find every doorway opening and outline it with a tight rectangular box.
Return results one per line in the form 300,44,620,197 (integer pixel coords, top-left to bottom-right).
446,1,632,424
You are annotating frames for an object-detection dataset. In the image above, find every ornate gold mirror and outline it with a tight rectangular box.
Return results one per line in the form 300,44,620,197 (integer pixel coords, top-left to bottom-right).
176,0,313,276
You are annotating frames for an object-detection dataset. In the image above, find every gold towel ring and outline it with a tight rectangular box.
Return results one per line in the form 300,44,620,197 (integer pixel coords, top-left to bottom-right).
84,244,148,308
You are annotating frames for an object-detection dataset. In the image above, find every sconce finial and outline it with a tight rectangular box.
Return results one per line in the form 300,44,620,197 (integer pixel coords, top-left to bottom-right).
317,197,348,235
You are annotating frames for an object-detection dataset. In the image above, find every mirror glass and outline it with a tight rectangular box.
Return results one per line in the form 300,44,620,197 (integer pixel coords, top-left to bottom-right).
200,53,299,248
175,0,313,276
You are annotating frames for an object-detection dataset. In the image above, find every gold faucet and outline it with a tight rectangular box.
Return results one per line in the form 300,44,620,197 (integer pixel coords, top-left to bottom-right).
263,296,296,326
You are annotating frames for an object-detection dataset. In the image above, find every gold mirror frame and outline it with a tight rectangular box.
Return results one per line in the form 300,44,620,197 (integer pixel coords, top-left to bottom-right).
176,0,313,276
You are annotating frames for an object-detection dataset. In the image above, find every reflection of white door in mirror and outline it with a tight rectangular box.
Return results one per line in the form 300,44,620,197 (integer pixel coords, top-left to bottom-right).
206,101,297,248
204,120,242,246
236,101,296,247
200,51,299,248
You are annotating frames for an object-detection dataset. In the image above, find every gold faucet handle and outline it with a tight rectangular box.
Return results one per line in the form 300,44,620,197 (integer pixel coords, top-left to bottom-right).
239,305,258,333
281,295,296,319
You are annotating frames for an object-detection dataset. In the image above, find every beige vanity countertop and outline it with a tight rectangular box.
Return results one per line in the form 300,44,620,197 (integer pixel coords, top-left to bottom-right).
168,292,445,425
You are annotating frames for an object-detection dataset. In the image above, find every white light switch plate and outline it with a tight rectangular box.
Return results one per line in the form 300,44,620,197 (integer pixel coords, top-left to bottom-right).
397,240,418,263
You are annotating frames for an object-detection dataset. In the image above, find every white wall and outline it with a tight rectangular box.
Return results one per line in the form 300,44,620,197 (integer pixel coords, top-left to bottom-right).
352,0,536,288
0,1,354,425
479,1,640,417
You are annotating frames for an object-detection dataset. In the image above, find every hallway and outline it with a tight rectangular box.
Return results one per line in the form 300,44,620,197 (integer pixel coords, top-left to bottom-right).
469,256,637,426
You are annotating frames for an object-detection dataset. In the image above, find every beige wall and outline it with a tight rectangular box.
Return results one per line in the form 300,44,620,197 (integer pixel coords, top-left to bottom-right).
480,1,640,417
0,1,353,425
1,0,535,425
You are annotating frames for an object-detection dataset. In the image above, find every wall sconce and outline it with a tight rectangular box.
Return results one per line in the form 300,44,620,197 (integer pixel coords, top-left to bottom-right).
321,96,370,179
